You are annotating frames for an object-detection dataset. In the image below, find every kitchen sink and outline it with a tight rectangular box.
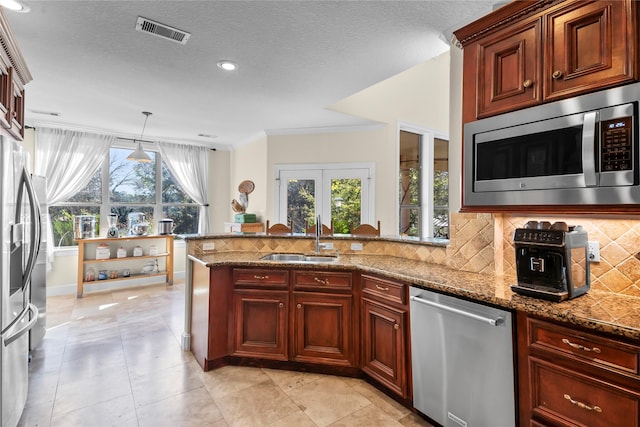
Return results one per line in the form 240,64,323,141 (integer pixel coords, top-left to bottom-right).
260,253,337,263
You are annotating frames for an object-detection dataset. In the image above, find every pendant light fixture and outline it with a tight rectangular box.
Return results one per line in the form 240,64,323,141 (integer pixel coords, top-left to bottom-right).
127,111,153,162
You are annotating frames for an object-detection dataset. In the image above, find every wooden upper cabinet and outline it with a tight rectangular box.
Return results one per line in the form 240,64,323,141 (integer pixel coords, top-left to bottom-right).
0,10,31,140
477,18,542,118
545,0,635,100
456,0,638,123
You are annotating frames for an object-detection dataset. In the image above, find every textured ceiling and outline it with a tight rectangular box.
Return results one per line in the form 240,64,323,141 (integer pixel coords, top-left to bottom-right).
8,1,495,149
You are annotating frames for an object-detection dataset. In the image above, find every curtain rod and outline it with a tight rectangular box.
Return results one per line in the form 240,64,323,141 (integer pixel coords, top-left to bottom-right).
116,136,217,151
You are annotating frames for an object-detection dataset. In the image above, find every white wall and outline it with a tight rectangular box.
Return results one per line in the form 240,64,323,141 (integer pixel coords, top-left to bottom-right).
228,134,268,223
38,49,457,292
265,126,391,232
448,46,464,212
209,149,231,233
229,52,453,235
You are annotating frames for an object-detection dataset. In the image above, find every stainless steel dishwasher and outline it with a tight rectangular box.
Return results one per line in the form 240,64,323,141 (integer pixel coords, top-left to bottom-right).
409,286,515,427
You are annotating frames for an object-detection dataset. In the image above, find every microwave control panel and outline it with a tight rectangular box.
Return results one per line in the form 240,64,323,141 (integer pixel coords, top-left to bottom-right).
601,115,633,171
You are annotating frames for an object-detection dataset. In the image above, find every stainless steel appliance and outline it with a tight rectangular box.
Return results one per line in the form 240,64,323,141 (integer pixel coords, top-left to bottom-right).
511,221,590,302
127,212,147,235
157,219,174,235
1,138,41,427
106,213,118,238
29,175,47,351
464,82,640,207
73,215,96,239
410,287,515,427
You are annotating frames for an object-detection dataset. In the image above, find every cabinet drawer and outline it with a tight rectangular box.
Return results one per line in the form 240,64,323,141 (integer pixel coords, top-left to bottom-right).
528,317,640,376
530,358,639,427
292,270,352,291
233,268,289,288
362,275,406,306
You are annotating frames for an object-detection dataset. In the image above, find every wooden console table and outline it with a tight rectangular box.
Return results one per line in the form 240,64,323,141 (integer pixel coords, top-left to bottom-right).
76,235,174,297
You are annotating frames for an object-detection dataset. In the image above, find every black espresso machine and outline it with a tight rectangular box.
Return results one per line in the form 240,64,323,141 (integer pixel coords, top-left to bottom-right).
511,221,590,302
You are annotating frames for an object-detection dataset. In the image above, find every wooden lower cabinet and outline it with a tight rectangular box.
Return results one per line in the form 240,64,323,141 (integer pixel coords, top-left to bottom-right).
517,312,640,426
361,298,408,398
291,292,354,367
360,274,410,399
232,289,288,360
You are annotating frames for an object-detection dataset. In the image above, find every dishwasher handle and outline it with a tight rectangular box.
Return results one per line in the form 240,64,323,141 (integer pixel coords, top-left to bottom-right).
410,295,505,326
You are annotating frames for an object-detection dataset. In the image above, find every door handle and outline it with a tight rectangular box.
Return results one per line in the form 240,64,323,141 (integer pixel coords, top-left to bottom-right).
4,303,38,346
410,295,504,326
582,111,598,187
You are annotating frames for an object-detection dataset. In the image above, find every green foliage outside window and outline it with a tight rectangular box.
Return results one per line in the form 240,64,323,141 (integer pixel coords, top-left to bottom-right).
51,148,199,247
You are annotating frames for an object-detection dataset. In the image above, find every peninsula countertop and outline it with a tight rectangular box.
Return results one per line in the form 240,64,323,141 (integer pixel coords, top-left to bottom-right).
188,250,640,342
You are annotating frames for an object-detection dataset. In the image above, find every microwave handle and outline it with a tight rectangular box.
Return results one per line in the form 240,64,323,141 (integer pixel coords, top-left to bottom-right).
582,111,598,187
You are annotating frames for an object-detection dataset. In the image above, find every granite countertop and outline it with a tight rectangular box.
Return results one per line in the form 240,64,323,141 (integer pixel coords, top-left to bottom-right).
189,251,640,342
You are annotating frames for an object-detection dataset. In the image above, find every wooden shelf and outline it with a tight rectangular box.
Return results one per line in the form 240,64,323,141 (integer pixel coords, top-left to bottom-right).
76,235,174,297
82,272,169,286
84,253,171,264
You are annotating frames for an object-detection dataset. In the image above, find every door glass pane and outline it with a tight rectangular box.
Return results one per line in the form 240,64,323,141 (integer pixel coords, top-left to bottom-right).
286,179,315,233
434,138,449,239
331,178,361,234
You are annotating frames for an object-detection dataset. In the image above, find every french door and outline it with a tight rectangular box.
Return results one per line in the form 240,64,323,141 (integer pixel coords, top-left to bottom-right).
275,164,374,234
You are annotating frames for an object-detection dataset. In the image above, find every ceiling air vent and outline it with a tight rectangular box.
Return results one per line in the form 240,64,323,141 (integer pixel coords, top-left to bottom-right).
135,17,191,45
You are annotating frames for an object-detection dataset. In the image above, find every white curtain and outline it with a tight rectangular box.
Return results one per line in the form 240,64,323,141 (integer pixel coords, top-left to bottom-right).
34,127,114,268
158,141,210,234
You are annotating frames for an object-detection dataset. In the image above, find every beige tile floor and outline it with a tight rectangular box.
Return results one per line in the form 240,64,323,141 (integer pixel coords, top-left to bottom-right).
18,281,433,427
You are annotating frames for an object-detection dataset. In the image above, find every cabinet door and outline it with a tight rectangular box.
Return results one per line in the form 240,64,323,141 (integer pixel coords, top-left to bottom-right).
529,358,639,427
545,0,636,101
233,289,288,360
361,298,408,398
292,292,354,367
477,18,542,118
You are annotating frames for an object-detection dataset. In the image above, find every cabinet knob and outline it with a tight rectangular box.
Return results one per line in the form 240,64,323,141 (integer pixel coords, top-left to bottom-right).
297,303,302,309
394,323,400,330
522,79,533,88
279,302,284,308
552,70,563,79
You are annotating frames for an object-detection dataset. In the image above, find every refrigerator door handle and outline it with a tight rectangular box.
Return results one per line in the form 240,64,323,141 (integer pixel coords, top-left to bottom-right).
3,303,38,346
16,168,41,292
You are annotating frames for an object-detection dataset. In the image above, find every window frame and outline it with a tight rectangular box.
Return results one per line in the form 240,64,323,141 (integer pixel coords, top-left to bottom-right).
274,162,375,232
51,142,199,248
397,122,449,240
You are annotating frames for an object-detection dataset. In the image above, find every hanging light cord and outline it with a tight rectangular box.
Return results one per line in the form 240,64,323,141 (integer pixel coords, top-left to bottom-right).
138,111,152,142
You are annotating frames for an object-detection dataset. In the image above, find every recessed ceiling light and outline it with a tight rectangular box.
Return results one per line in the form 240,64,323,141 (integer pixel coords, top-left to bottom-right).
0,0,30,12
217,60,238,71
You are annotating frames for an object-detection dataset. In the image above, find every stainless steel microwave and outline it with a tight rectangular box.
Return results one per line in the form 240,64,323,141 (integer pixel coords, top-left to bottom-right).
464,83,640,208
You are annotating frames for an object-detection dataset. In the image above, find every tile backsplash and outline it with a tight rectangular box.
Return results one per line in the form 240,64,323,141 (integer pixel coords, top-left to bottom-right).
189,212,640,297
499,215,640,297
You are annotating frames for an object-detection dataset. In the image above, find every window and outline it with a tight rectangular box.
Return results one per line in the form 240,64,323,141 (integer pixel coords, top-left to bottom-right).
52,146,199,247
399,128,449,239
275,163,374,234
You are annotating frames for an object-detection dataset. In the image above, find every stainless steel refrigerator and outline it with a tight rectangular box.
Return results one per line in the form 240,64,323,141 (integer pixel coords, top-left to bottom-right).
0,138,41,427
29,175,46,351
